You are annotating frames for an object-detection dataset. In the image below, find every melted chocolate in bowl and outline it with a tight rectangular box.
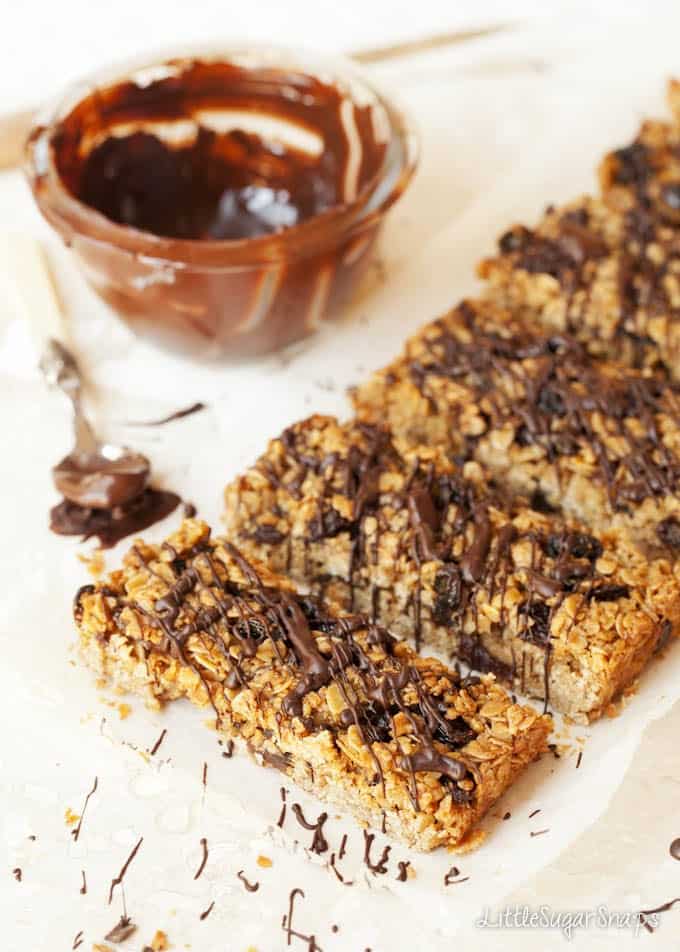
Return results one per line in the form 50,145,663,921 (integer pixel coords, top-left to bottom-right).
28,54,417,357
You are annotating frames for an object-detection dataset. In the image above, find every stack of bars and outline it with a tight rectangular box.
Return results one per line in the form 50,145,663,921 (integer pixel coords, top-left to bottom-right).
77,83,680,851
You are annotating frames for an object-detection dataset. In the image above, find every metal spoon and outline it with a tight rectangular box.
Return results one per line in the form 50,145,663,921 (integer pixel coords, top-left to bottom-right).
40,338,150,509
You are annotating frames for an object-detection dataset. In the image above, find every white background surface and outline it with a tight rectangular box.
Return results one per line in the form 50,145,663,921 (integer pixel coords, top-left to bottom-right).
3,5,680,951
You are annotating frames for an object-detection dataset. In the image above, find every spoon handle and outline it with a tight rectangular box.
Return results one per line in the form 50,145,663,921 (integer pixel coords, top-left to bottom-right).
40,338,100,455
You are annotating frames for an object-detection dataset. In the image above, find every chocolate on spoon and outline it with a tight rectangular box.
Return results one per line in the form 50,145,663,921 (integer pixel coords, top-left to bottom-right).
41,339,180,545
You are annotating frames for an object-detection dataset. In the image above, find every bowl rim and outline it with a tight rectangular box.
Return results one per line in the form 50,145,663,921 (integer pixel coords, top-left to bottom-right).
25,43,419,269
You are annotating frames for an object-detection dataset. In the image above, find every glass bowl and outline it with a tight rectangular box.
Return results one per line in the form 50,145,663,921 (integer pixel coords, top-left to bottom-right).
25,46,418,359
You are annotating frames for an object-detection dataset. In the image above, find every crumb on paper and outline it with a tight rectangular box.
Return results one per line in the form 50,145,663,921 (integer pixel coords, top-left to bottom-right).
92,945,113,952
151,930,169,950
256,855,272,868
407,864,417,880
64,808,80,827
77,549,105,577
117,703,132,721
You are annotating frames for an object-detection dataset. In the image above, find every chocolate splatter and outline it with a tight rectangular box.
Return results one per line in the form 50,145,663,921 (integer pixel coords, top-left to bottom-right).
80,870,87,895
194,838,208,880
12,867,22,882
199,900,215,921
126,402,206,427
529,808,541,818
108,836,143,904
221,739,235,759
639,897,680,933
338,834,348,861
237,870,259,893
201,762,208,791
72,931,84,950
670,839,680,861
396,860,411,882
530,828,550,837
71,776,98,842
291,804,329,855
283,888,322,950
277,787,287,828
503,811,511,820
362,831,390,874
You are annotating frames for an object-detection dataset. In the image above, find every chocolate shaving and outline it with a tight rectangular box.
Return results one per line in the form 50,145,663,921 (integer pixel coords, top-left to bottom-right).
12,867,22,882
194,838,208,880
72,931,84,950
149,729,167,756
108,836,143,904
104,916,136,943
530,828,550,837
338,834,348,860
670,839,680,861
80,869,87,895
529,808,541,818
503,811,511,820
576,751,583,769
221,739,234,759
396,860,410,882
71,776,98,842
237,870,259,893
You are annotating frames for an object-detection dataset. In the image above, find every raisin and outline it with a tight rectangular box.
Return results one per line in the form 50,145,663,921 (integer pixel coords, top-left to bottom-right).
537,385,566,416
589,584,630,602
252,525,285,545
529,488,557,514
308,508,352,541
612,142,650,187
521,601,552,647
498,226,531,254
544,532,602,562
432,566,462,625
657,516,680,550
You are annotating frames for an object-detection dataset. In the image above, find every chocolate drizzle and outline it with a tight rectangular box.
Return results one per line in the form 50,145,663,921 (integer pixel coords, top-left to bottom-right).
77,530,484,819
408,302,680,513
243,417,637,712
